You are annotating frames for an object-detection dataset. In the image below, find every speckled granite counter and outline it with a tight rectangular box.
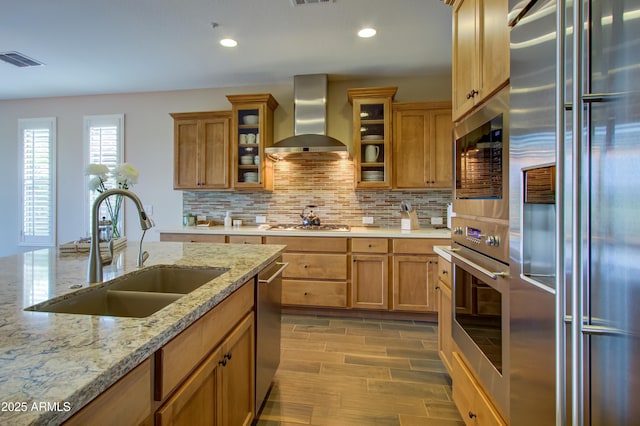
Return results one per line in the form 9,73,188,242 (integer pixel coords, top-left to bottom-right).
159,225,451,239
0,242,285,425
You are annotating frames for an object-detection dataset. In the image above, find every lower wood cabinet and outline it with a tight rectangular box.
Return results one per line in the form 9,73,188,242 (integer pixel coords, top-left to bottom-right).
351,238,389,310
437,257,453,373
452,352,506,426
392,254,438,312
266,236,348,309
156,313,255,426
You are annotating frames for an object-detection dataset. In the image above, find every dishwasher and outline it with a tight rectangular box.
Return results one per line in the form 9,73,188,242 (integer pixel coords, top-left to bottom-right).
255,259,287,413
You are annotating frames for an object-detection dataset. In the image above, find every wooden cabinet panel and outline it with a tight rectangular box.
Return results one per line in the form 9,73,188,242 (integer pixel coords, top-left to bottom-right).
64,359,152,426
228,94,278,190
452,0,509,121
392,238,450,255
155,281,254,401
282,253,347,280
160,233,226,243
352,255,389,310
282,280,347,307
393,103,453,189
156,347,221,426
392,255,438,312
351,238,388,254
452,352,506,426
264,236,347,253
228,235,263,245
438,256,452,288
171,111,231,190
429,108,454,188
156,313,255,426
219,313,255,426
348,87,397,189
438,277,453,374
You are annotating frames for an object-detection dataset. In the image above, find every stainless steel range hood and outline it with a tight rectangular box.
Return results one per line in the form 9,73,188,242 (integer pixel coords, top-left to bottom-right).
265,74,349,159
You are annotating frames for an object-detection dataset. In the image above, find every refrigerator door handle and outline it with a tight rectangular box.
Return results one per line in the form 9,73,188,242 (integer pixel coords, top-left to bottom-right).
582,92,625,103
582,324,626,337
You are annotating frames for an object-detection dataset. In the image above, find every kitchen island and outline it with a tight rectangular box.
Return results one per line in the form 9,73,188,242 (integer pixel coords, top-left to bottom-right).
0,241,285,425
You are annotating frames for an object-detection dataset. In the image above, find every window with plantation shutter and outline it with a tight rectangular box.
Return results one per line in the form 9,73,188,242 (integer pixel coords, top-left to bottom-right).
83,114,124,236
19,117,56,247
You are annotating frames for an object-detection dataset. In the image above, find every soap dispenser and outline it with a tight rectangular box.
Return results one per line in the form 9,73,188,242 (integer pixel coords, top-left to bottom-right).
224,211,232,227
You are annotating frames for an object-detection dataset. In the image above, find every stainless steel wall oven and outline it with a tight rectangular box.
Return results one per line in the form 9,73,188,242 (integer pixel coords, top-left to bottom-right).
453,88,510,221
449,216,510,417
449,87,511,418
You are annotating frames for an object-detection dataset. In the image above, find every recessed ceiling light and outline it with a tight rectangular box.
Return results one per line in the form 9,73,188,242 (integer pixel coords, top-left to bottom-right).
220,38,238,47
358,28,376,38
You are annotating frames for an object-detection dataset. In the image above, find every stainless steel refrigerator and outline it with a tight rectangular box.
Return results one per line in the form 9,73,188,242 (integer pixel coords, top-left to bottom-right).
509,0,640,424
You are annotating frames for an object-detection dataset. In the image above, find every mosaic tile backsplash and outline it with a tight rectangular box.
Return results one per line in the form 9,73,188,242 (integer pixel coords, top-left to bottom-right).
183,158,452,228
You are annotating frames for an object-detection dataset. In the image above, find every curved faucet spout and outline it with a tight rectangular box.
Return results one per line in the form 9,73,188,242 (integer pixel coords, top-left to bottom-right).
88,189,153,283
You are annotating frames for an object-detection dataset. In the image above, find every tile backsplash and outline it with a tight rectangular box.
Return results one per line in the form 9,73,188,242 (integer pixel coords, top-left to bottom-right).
183,158,452,228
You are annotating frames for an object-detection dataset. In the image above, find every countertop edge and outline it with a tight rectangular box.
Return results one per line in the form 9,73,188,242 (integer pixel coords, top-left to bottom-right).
157,225,451,239
434,245,452,262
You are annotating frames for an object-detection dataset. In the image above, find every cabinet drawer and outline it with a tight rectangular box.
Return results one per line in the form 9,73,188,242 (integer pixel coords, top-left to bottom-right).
155,280,254,401
282,280,347,307
452,352,506,426
228,235,263,245
282,253,347,280
265,236,347,253
392,238,449,254
160,233,226,243
351,238,388,253
438,257,452,288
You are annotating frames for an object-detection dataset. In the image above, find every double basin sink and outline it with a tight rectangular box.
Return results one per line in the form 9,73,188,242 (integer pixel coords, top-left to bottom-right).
25,265,229,318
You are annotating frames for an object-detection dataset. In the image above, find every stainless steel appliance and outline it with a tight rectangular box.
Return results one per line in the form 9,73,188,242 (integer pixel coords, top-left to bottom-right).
509,0,640,424
255,260,287,413
449,216,510,417
453,88,510,221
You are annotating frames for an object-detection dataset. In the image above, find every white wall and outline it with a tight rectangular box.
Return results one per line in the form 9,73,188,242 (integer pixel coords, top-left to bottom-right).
0,74,451,257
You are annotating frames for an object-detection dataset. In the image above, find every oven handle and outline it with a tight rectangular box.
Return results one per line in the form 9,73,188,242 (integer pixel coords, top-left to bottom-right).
447,248,508,280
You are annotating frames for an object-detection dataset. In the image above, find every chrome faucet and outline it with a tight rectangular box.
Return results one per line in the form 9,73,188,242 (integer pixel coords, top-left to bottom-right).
88,188,154,283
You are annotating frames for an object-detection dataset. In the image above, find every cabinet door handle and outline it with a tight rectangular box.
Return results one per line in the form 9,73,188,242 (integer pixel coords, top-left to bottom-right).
225,352,232,361
468,411,477,419
219,359,227,367
303,264,309,269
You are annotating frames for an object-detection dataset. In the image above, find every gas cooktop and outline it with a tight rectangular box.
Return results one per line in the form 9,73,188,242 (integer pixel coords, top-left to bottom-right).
269,223,351,232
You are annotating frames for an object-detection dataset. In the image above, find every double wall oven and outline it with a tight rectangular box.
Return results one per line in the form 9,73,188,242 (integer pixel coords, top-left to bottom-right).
449,87,510,416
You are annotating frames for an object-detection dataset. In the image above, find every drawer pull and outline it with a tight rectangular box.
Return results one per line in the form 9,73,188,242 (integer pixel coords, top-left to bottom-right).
468,411,477,419
304,292,309,296
368,244,373,248
303,264,308,269
442,270,448,275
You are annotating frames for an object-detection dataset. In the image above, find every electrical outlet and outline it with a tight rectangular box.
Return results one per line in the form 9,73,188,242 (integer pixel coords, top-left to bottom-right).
256,215,267,224
362,216,374,225
430,217,444,225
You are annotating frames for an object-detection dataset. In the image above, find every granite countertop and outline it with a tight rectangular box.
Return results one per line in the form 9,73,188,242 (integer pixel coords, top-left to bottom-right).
159,225,451,239
0,241,285,425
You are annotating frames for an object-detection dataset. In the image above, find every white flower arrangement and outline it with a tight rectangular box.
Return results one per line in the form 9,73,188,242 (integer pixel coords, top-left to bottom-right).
85,162,139,239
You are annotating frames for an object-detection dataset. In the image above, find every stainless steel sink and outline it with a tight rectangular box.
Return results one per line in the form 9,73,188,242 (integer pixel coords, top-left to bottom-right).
25,265,229,318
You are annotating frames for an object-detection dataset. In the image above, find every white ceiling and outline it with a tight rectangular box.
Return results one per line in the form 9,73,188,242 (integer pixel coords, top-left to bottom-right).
0,0,453,100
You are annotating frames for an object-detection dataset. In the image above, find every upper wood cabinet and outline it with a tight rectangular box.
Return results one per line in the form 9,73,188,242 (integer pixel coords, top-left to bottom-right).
347,87,397,189
226,93,278,190
393,102,453,189
171,111,231,190
452,0,509,121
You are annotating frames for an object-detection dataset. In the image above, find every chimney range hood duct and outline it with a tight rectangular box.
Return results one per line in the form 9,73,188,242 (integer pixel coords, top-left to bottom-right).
265,74,349,159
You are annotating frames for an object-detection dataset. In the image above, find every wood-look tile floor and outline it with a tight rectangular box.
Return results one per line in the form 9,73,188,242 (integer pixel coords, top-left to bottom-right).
255,314,464,426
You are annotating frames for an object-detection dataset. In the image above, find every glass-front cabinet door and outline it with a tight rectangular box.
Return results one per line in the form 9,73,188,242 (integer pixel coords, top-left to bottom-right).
226,94,278,190
348,87,397,189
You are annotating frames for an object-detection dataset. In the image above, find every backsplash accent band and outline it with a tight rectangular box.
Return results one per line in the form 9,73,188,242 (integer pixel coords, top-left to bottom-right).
183,159,452,228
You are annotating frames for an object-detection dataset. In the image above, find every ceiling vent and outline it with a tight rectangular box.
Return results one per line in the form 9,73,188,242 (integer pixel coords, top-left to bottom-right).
0,51,44,68
291,0,335,6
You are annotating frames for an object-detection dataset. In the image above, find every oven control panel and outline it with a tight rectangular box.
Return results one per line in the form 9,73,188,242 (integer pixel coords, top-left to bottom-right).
451,217,509,264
